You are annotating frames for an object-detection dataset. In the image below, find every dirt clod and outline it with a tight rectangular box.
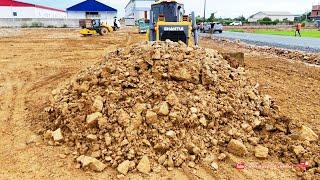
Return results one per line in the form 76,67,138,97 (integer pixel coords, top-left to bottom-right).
52,128,63,142
254,145,269,159
137,155,151,174
76,155,106,172
117,160,131,175
227,139,248,156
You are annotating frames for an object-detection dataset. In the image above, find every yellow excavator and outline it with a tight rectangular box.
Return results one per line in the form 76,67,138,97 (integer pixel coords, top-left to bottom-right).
148,0,199,46
79,19,113,36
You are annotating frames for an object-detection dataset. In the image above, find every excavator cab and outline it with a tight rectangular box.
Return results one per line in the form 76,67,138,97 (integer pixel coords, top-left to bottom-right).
148,0,199,46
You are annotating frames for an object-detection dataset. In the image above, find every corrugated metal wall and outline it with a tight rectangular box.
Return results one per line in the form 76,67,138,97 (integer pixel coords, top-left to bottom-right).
0,7,66,19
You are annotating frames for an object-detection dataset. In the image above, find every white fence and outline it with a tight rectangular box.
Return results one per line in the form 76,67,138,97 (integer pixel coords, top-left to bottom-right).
0,18,80,28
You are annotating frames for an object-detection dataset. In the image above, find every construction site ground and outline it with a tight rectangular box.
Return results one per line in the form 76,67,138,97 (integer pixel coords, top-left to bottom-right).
0,28,319,179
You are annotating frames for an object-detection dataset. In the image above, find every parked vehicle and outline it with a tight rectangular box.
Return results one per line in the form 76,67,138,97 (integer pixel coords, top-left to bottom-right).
138,19,150,33
230,21,243,26
211,22,223,33
202,22,223,33
203,22,211,33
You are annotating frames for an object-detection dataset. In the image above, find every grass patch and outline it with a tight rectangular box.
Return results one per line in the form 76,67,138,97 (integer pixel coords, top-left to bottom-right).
254,29,320,38
228,29,245,33
228,28,320,38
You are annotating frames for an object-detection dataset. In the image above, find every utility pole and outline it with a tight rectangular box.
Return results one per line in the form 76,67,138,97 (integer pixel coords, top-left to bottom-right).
203,0,206,22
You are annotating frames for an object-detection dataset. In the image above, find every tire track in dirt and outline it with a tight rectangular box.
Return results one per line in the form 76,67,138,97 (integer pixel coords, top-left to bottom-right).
28,71,73,93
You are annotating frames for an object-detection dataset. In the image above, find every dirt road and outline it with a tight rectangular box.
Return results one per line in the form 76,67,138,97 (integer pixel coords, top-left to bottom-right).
0,28,318,179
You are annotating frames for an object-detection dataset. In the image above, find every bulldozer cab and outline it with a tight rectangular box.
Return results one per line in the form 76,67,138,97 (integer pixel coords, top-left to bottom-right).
79,19,101,30
151,1,184,22
148,0,199,46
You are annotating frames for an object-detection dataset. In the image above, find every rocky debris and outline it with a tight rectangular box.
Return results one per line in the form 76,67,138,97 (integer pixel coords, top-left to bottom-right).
214,38,320,65
86,112,102,125
117,160,131,175
218,153,227,161
210,162,219,171
227,139,248,156
199,117,207,126
137,156,151,174
39,41,319,176
165,130,176,137
254,145,269,159
292,145,305,155
296,125,318,142
157,102,169,116
86,134,97,141
76,155,106,172
92,96,104,112
52,128,63,142
26,134,42,145
145,110,157,124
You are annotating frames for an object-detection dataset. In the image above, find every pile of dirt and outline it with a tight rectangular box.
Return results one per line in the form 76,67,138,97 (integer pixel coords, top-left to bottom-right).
37,41,319,177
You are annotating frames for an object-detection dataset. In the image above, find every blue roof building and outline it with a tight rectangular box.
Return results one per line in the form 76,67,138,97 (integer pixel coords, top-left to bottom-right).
67,0,117,23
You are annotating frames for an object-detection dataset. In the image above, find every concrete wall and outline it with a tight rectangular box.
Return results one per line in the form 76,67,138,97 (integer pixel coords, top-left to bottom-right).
0,18,80,28
0,7,66,19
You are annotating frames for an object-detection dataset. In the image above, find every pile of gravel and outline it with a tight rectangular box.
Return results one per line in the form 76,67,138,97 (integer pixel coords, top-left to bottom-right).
38,41,319,177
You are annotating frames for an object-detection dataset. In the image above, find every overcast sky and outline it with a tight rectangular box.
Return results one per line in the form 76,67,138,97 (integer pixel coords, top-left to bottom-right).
21,0,318,18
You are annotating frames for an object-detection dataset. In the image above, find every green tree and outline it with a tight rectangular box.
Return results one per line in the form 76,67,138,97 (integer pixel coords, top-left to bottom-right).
196,15,203,24
235,15,247,22
258,17,273,25
262,17,272,22
206,13,216,22
300,12,311,22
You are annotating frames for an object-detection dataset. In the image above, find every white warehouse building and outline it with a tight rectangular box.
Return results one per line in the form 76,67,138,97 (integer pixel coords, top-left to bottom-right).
248,11,298,22
125,0,155,25
0,0,66,19
67,0,117,24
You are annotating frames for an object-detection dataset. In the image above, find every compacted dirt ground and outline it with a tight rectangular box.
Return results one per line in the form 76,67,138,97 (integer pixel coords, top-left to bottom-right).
0,28,319,179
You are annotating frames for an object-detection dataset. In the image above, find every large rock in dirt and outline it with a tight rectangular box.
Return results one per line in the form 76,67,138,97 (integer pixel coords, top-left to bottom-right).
117,160,131,175
157,102,169,116
254,145,269,159
117,109,130,127
145,110,158,124
86,112,102,125
136,155,151,174
293,145,305,155
52,128,63,142
227,139,248,156
168,60,200,84
297,125,318,142
76,155,106,172
92,96,104,112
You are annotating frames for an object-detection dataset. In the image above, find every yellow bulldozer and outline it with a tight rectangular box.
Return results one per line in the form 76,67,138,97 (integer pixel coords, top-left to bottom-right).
148,0,199,46
79,19,113,36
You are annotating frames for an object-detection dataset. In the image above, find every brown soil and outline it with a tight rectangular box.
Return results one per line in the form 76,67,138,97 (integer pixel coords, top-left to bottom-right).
0,28,319,179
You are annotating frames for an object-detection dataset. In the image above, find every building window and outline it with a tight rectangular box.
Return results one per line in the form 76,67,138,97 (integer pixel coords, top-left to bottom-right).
13,12,17,16
86,12,99,15
86,12,100,18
